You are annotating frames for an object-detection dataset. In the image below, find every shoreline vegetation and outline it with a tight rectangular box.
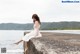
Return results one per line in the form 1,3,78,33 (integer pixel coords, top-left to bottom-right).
41,28,80,30
0,21,80,30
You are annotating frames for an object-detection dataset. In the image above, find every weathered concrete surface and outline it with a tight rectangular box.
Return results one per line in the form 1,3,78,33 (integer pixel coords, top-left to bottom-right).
24,32,80,54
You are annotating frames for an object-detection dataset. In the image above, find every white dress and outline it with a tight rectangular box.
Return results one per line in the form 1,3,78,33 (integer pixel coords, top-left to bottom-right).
21,24,42,42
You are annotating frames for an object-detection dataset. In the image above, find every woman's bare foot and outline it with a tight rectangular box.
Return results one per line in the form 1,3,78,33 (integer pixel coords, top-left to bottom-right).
14,42,19,45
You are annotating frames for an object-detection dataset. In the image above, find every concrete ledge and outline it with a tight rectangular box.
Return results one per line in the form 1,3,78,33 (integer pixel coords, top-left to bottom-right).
24,32,80,54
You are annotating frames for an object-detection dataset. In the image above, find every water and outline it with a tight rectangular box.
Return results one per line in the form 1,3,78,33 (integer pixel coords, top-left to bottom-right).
0,30,80,54
0,30,25,54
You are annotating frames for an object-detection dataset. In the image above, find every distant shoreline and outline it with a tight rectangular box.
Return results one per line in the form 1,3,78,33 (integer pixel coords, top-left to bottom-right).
0,22,80,30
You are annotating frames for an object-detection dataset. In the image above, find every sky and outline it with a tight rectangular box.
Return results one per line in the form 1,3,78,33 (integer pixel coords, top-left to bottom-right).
0,0,80,24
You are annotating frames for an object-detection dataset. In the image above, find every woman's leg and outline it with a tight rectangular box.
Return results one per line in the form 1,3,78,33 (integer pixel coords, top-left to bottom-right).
14,40,23,45
14,40,28,52
24,41,28,52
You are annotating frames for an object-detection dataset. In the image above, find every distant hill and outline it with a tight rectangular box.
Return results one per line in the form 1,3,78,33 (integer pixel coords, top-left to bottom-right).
41,22,80,30
0,23,33,30
0,21,80,30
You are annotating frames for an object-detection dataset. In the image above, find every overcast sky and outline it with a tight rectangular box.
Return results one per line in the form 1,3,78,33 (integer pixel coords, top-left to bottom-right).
0,0,80,24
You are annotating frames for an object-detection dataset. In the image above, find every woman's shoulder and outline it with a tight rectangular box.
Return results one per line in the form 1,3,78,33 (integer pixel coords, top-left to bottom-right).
35,21,40,25
35,21,38,23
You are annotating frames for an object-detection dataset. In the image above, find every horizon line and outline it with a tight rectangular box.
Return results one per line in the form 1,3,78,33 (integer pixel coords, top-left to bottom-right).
0,21,80,24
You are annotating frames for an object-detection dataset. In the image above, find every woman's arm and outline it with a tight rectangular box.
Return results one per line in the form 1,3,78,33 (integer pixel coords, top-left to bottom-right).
35,21,39,28
34,21,40,36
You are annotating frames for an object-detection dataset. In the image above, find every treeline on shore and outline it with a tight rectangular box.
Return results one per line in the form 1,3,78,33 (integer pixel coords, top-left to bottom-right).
0,21,80,30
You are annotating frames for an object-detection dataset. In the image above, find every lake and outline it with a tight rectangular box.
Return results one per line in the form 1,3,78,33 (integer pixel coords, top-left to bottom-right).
0,30,25,54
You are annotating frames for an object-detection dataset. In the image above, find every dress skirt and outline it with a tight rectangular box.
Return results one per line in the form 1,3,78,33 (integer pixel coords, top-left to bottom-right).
21,30,42,42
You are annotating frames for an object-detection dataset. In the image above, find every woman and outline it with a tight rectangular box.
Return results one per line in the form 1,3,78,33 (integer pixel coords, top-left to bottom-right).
14,14,42,52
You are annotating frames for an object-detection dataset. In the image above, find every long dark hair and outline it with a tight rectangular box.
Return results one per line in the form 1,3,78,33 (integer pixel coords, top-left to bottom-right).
32,14,41,24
